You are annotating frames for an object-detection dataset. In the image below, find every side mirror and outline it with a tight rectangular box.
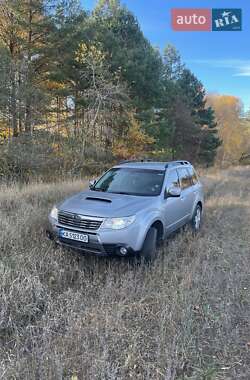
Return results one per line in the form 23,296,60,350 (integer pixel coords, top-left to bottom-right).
89,179,96,189
165,186,181,198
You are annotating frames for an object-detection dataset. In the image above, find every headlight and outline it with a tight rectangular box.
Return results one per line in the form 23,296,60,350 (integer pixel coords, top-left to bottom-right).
101,215,136,230
50,206,58,221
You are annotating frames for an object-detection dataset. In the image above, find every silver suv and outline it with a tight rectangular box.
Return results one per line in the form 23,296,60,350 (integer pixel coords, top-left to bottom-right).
47,161,204,260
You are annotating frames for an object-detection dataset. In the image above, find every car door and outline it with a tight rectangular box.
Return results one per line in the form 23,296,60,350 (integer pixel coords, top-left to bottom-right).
162,169,185,233
177,167,195,222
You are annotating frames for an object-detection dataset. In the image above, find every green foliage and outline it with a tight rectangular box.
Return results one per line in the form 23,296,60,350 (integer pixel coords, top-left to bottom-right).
144,45,221,166
178,68,221,164
92,0,163,109
0,0,222,180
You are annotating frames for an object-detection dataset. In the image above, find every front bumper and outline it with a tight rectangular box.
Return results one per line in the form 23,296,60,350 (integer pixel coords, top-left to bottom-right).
46,220,140,257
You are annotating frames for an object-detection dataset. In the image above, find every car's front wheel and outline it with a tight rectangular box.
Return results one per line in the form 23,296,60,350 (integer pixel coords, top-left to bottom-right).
140,227,157,262
191,204,202,232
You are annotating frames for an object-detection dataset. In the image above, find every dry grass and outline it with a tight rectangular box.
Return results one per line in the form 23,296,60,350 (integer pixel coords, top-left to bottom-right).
0,167,249,379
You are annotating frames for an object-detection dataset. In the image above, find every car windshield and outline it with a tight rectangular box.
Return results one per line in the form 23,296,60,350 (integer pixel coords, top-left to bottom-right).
92,168,165,196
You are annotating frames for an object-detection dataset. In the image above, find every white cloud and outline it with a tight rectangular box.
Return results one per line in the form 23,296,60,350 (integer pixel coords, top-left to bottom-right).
187,59,250,77
234,66,250,77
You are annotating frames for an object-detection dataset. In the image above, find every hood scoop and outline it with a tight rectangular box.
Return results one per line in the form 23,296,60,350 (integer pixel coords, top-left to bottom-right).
85,197,112,203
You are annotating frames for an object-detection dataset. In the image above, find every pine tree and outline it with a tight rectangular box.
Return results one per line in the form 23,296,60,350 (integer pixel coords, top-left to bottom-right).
178,69,221,164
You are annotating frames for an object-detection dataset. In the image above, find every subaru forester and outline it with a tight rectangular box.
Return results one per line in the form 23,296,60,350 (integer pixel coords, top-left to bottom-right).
47,160,204,260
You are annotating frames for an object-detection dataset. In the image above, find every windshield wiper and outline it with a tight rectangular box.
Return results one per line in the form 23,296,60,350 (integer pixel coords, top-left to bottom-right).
109,191,154,196
92,188,105,192
108,191,131,195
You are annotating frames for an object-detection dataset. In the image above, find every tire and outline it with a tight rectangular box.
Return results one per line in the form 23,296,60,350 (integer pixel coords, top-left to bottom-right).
140,227,158,262
191,204,202,232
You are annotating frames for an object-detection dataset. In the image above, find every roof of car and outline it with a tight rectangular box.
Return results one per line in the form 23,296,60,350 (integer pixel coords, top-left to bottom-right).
114,160,191,170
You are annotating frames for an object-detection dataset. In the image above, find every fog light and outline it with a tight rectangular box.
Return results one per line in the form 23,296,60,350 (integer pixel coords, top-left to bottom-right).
120,247,128,256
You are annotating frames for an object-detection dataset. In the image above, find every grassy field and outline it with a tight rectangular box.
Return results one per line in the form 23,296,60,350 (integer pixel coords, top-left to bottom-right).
0,167,249,379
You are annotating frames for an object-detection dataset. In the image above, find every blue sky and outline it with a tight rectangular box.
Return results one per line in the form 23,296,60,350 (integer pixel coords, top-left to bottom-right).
83,0,250,110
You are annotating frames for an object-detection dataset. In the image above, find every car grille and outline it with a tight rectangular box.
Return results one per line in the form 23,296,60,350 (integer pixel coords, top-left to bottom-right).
59,238,117,256
58,211,103,230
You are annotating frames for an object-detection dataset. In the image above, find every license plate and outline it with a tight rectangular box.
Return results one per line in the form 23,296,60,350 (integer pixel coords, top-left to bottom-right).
60,229,89,243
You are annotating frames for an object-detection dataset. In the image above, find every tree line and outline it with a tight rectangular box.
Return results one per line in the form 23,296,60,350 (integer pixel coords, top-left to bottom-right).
0,0,224,179
207,94,250,166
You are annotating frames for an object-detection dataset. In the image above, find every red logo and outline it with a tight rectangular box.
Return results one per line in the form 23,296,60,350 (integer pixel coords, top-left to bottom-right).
172,9,211,31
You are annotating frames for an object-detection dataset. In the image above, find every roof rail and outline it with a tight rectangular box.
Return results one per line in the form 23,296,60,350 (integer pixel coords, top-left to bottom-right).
119,158,153,165
118,159,190,168
168,160,190,167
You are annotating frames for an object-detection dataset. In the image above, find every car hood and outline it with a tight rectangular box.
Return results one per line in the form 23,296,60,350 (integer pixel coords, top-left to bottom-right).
58,190,156,218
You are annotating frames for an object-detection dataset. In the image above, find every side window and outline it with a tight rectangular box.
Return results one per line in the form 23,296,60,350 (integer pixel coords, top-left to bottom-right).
188,167,199,185
178,168,193,190
166,170,180,191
